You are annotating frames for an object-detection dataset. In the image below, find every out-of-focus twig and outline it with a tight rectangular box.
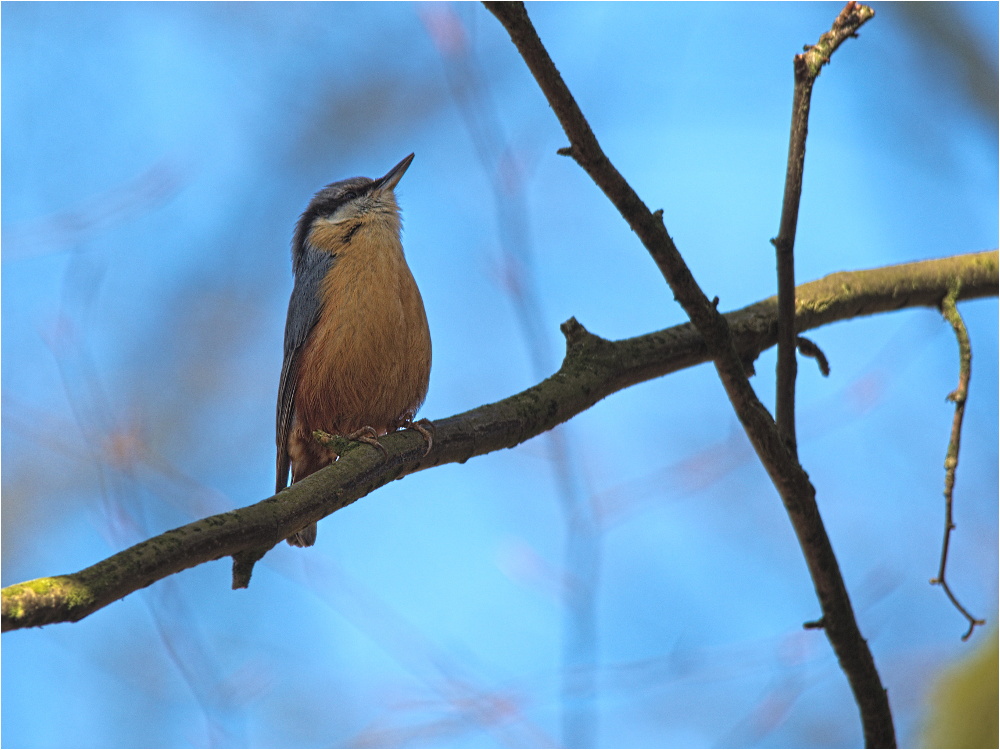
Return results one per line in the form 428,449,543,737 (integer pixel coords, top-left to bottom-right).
42,223,247,746
302,557,558,749
421,7,601,745
2,159,187,260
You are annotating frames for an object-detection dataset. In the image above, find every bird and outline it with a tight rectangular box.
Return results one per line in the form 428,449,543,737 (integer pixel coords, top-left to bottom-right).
276,153,431,547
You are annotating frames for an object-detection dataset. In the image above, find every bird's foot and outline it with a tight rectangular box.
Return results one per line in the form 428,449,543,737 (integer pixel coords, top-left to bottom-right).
401,417,434,457
344,426,389,460
313,428,388,460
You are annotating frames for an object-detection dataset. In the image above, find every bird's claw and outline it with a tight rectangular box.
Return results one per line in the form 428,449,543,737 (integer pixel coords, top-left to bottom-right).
402,417,434,457
344,426,389,460
315,420,432,461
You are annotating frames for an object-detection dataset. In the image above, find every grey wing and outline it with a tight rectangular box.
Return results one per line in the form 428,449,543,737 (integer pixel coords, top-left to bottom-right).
276,247,337,493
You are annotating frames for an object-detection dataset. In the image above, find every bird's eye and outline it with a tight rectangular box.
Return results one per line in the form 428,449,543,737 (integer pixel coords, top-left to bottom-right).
342,190,358,201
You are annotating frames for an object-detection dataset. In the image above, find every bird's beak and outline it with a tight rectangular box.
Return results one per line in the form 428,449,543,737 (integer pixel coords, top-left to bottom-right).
373,153,414,194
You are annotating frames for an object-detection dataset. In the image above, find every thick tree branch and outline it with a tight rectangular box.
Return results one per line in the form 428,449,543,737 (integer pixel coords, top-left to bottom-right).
485,2,882,745
3,250,995,635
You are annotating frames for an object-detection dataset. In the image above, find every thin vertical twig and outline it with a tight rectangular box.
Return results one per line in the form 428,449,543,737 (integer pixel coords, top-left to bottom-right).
773,77,808,454
932,286,985,641
773,1,876,455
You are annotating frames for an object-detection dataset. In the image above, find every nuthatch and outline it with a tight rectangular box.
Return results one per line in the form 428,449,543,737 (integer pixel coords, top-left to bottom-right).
276,154,431,547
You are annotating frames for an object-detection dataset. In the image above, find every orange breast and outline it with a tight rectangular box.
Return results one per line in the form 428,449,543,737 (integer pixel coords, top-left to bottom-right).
293,230,431,439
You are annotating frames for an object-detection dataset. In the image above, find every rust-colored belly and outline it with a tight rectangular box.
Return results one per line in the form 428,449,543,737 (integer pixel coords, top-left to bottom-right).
288,238,431,480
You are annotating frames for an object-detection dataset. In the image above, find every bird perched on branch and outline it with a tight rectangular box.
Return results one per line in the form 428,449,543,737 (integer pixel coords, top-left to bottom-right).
276,154,432,547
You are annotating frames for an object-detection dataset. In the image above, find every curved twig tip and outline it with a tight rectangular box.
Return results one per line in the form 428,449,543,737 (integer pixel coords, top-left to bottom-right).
797,336,831,376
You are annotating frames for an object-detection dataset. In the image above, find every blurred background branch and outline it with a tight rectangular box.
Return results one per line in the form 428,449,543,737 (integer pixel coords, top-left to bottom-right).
421,5,601,744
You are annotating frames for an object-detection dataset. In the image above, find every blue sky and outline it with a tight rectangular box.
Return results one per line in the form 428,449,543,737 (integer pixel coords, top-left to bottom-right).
2,3,997,748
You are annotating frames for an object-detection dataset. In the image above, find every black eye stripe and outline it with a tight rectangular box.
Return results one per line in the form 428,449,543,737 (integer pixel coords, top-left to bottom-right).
303,178,374,219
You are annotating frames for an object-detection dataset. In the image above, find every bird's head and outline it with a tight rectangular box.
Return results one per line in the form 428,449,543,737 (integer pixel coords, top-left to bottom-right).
293,153,414,262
